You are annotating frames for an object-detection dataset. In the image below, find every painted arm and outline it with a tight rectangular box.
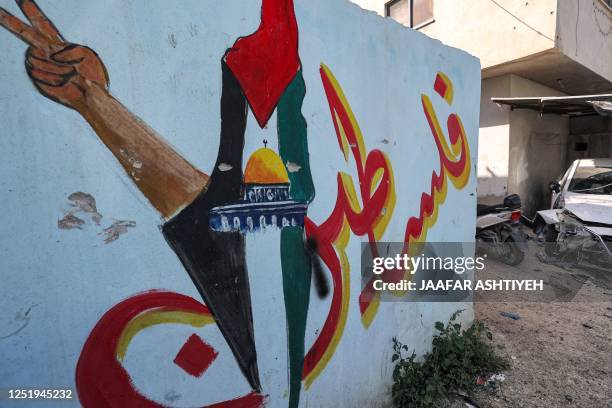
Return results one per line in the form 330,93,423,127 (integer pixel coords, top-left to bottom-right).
0,1,209,219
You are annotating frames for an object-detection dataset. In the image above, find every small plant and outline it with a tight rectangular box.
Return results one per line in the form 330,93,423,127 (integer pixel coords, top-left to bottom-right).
391,310,508,407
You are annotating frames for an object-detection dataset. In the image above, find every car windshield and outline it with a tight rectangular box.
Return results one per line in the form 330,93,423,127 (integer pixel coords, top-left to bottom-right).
569,165,612,195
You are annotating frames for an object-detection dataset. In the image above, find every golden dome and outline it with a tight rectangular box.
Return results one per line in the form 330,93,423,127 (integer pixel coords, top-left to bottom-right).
244,148,289,184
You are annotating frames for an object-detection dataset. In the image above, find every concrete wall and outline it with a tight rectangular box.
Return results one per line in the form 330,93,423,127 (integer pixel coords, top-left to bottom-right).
351,0,558,69
478,74,569,213
0,0,480,407
568,116,612,162
556,0,612,83
478,76,511,204
507,76,569,216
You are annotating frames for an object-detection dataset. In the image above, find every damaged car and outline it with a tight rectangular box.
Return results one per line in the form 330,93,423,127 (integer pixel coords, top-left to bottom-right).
536,159,612,267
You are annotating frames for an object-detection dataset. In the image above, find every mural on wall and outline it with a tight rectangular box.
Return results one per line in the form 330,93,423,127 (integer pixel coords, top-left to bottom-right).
0,0,475,407
76,290,265,408
299,65,471,388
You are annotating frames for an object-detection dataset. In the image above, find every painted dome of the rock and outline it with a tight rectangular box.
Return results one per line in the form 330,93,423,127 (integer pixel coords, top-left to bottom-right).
244,148,289,184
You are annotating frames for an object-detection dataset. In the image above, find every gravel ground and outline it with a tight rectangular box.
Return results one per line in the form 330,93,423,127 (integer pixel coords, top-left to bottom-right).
471,244,612,408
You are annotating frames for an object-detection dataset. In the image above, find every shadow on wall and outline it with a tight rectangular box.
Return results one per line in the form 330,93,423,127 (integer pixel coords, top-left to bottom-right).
516,132,565,217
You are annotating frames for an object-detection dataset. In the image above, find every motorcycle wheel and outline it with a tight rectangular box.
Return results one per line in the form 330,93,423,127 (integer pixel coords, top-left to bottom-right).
501,236,525,266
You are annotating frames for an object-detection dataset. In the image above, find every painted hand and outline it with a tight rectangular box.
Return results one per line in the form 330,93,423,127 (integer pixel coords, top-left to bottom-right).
0,0,108,110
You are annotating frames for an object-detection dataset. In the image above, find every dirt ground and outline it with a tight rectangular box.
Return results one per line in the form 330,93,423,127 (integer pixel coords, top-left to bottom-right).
470,243,612,408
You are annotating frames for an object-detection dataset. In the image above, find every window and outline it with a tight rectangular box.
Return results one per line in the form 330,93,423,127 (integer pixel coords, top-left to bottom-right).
569,164,612,195
386,0,410,26
574,142,588,152
385,0,434,28
412,0,434,27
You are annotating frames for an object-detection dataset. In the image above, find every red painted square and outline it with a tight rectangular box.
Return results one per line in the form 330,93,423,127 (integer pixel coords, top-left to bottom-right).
173,334,218,377
434,74,448,98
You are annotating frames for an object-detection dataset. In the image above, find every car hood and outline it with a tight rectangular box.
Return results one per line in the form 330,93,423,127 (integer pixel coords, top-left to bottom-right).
564,193,612,225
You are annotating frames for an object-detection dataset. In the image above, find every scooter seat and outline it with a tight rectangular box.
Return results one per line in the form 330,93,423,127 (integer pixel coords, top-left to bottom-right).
477,204,503,216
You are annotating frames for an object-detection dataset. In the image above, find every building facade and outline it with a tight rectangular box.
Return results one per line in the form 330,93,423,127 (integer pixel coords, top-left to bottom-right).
352,0,612,215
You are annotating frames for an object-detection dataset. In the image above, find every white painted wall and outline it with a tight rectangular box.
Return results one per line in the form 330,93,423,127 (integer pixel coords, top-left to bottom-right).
506,76,569,215
556,0,612,83
0,0,480,406
478,76,512,203
351,0,558,69
478,74,569,211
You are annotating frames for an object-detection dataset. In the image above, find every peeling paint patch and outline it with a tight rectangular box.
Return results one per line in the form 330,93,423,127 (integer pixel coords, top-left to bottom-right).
120,149,144,179
218,163,233,172
68,192,97,213
286,161,302,173
58,192,137,244
58,214,85,230
67,192,103,225
101,220,137,244
58,192,98,230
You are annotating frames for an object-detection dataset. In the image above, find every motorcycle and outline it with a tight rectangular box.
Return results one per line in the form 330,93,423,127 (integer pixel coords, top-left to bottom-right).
476,194,528,266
